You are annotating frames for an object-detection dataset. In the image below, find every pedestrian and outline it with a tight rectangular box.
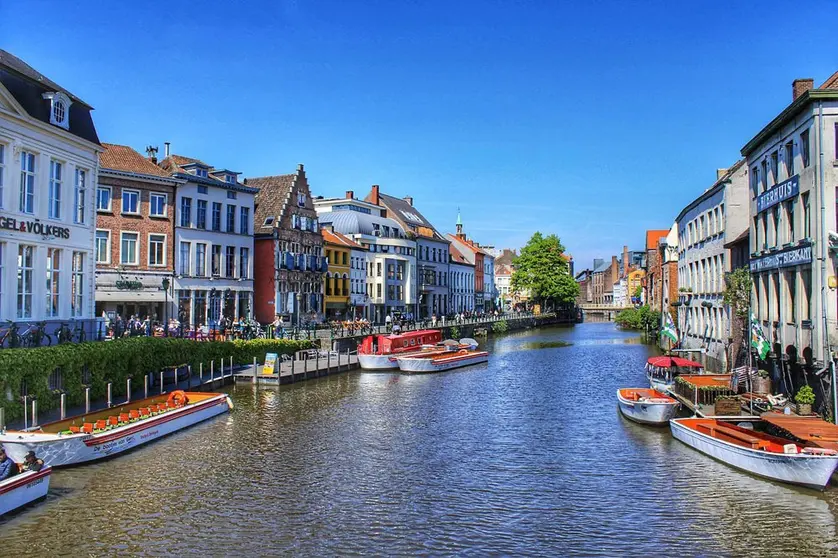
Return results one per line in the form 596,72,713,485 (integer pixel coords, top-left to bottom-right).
21,451,44,472
0,448,18,480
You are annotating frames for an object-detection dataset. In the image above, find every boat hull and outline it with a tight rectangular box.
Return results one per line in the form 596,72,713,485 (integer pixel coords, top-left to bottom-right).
616,390,679,426
358,354,400,370
0,467,51,516
397,352,488,373
0,394,231,467
670,419,838,490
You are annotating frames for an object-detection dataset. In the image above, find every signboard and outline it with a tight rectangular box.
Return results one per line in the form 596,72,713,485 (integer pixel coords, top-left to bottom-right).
263,353,278,375
750,242,812,272
756,175,799,213
0,215,70,239
116,280,143,290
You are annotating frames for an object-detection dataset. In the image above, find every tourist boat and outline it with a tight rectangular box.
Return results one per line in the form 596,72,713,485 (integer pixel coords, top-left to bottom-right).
396,339,488,373
616,388,680,425
358,329,442,370
645,356,704,393
0,467,52,516
670,417,838,490
0,391,232,467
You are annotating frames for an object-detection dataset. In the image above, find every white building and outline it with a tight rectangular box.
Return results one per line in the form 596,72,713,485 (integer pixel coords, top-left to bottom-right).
449,243,475,313
314,195,416,323
160,150,257,328
0,49,102,342
742,76,838,374
612,277,628,308
676,160,749,370
495,264,512,310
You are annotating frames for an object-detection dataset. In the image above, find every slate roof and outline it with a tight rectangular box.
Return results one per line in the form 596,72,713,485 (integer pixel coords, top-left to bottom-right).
247,174,296,233
322,228,363,250
592,260,612,274
449,242,474,266
376,192,447,241
158,154,258,195
100,143,172,178
0,49,99,145
318,210,406,237
646,230,670,251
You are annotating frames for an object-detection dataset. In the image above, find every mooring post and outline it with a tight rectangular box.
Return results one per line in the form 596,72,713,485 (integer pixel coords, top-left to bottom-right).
85,388,90,414
253,356,257,383
0,408,4,432
327,350,331,374
22,396,28,431
345,349,350,370
694,386,698,417
304,354,308,376
291,356,295,377
144,374,149,398
31,399,38,428
60,393,66,420
220,359,224,378
211,360,215,381
126,378,132,403
230,356,233,376
200,363,204,384
107,382,113,408
187,365,192,388
160,371,164,395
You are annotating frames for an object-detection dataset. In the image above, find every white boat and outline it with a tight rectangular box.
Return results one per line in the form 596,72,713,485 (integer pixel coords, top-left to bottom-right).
396,346,489,373
616,388,680,425
358,329,443,370
645,355,704,393
670,418,838,490
0,467,51,516
0,391,231,467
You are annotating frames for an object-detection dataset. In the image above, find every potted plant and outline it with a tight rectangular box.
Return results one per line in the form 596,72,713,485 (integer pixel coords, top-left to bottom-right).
795,385,816,416
753,369,771,395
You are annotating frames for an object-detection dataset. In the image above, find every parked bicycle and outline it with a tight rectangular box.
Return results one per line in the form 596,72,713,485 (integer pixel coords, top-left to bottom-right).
0,320,23,349
55,322,74,344
21,321,52,347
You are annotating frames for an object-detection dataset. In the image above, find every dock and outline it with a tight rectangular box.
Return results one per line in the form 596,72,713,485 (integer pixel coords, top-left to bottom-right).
234,349,359,386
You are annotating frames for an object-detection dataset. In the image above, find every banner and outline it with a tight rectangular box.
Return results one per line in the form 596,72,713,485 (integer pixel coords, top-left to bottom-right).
263,353,278,375
661,311,679,344
750,312,770,360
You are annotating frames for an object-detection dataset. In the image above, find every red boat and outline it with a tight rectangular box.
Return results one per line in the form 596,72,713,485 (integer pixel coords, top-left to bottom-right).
358,329,442,370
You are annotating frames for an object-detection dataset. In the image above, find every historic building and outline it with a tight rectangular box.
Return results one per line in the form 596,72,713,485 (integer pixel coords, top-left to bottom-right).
447,212,493,312
160,149,257,328
314,191,415,323
496,263,513,310
321,227,352,320
675,161,749,370
449,243,475,313
0,49,102,341
741,75,838,380
367,186,450,319
248,165,325,325
96,144,181,322
574,268,593,306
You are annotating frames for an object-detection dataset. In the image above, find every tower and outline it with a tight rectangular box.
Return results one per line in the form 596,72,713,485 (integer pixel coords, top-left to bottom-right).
456,208,464,238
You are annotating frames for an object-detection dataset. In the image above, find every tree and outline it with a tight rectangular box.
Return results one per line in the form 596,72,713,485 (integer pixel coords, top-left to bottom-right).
722,266,752,370
511,232,579,308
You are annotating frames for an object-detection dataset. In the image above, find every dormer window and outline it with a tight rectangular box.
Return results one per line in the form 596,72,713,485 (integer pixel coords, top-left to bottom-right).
42,92,72,130
195,168,207,178
225,174,236,184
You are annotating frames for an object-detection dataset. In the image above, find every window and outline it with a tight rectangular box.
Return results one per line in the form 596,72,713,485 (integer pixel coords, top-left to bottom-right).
74,169,86,224
0,144,4,209
342,252,347,266
197,185,208,194
180,197,192,227
297,192,306,207
17,245,34,318
95,230,110,263
46,248,61,317
226,205,235,232
196,199,207,229
179,242,191,275
121,189,139,215
263,216,274,227
120,232,139,265
772,205,781,247
225,246,236,278
50,160,63,219
226,175,236,184
387,264,395,280
71,251,84,317
150,192,167,217
195,168,207,178
19,151,35,214
149,234,166,266
786,271,796,323
239,247,249,279
785,199,795,243
761,216,768,250
240,207,249,235
760,160,768,193
801,268,812,321
397,263,404,280
211,245,221,276
227,191,237,199
770,151,779,184
195,243,207,277
212,202,222,231
801,129,811,168
785,141,794,177
97,186,112,211
751,167,759,196
377,283,382,298
377,262,382,277
802,192,810,238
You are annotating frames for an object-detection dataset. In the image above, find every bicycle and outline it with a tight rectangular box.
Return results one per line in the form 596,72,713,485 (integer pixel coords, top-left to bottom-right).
22,321,52,347
74,322,87,343
55,322,74,344
0,320,23,348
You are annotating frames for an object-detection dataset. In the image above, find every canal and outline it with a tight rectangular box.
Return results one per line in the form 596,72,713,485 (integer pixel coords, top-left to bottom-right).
2,322,837,555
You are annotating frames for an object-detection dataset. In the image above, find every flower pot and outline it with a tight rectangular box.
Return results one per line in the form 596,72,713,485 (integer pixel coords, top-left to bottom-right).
798,403,812,416
715,397,741,416
753,376,772,395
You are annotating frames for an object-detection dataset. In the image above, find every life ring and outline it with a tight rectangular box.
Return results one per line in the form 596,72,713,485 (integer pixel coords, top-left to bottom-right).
167,390,189,407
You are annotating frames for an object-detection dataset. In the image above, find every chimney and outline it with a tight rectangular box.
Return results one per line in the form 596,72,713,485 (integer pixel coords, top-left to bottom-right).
345,190,354,199
622,246,629,278
145,145,158,164
611,256,619,282
716,168,728,180
404,195,413,206
793,78,814,101
371,185,380,206
164,142,170,158
297,163,304,172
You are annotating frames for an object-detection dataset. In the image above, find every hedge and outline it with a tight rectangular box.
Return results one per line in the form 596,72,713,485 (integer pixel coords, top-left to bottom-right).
0,337,313,422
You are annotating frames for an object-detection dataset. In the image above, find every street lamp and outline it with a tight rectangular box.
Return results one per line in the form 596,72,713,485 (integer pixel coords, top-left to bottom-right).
296,292,302,329
162,277,170,336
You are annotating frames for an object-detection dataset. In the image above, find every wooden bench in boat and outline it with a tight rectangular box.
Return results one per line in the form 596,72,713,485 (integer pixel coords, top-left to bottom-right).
696,422,769,450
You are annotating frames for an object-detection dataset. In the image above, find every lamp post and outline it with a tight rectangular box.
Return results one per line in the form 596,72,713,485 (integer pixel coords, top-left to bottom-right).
296,292,302,330
162,277,170,336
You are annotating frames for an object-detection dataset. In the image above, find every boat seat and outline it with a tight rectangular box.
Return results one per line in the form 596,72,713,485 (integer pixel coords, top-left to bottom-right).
81,423,94,434
108,416,119,426
711,424,769,449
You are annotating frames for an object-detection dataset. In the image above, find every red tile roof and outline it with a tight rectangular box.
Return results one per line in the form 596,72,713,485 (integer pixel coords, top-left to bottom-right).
820,70,838,89
646,230,669,251
158,154,210,174
322,228,363,249
99,144,172,178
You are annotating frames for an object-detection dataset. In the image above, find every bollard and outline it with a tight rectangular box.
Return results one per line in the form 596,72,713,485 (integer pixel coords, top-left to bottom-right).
60,393,66,420
23,395,28,431
160,371,164,395
126,378,132,403
211,361,215,381
31,399,38,427
345,349,350,370
291,356,295,377
200,363,204,384
327,350,331,373
85,387,90,414
187,365,192,388
230,356,233,376
144,374,149,398
253,356,257,383
304,354,308,375
0,408,4,432
107,382,112,408
220,359,224,378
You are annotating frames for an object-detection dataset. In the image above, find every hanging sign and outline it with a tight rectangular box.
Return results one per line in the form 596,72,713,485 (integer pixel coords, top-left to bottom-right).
756,175,799,213
749,242,812,272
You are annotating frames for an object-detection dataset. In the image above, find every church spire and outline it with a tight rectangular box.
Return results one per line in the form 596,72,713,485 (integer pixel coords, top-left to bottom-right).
456,208,463,236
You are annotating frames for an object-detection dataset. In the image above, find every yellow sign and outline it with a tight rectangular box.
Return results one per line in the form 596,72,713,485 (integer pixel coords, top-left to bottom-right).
263,353,278,375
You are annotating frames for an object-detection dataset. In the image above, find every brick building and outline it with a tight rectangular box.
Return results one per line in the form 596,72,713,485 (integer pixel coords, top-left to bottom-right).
95,144,181,322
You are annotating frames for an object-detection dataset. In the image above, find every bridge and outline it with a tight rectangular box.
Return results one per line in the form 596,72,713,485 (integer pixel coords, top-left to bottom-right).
578,304,629,320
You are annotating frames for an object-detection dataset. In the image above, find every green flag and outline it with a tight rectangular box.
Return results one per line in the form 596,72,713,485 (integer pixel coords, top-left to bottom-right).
750,312,770,360
661,311,678,344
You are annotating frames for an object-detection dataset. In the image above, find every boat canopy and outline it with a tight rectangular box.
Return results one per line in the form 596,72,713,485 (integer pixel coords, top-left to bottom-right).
646,356,703,369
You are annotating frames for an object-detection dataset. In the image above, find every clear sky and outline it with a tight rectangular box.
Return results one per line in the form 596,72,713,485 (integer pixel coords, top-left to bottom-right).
2,0,837,268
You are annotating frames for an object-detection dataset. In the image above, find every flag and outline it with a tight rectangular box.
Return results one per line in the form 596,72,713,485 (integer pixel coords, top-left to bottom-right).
750,312,771,360
661,311,678,344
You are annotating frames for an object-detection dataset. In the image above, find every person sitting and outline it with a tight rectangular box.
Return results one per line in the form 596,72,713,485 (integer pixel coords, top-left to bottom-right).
21,450,43,472
0,448,19,480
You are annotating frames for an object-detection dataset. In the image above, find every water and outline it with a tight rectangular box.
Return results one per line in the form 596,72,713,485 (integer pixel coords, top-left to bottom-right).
2,323,838,556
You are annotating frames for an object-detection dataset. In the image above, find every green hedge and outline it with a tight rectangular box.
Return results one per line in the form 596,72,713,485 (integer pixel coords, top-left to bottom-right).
0,337,313,422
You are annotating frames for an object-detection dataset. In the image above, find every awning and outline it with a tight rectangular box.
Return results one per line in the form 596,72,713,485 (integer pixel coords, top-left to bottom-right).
95,290,166,302
646,356,704,368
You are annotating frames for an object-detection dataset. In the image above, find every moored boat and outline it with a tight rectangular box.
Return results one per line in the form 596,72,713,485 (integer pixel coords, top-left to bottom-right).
0,467,51,516
358,329,443,370
616,388,679,425
0,391,231,467
396,340,488,374
670,417,838,490
645,356,704,393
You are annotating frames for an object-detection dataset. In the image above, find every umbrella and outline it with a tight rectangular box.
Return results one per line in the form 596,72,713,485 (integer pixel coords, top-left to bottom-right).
646,356,703,369
459,338,479,349
442,339,459,346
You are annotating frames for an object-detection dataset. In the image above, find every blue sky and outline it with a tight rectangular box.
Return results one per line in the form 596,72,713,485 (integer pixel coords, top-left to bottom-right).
3,0,837,269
